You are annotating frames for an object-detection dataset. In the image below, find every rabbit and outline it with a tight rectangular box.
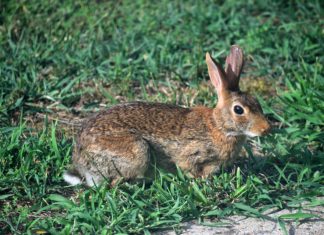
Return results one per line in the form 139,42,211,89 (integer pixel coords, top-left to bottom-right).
63,45,271,187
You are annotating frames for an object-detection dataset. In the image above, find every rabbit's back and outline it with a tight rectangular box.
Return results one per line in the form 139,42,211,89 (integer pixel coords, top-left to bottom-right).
82,102,202,138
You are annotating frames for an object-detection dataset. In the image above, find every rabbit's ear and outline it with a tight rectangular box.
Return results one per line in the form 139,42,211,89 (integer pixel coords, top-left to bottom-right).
225,45,243,91
206,52,229,105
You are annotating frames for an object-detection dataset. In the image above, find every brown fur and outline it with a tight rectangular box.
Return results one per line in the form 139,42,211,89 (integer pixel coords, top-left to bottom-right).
63,45,271,186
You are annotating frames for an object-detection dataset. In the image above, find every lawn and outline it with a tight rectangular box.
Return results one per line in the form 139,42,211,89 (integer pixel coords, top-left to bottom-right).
0,0,323,234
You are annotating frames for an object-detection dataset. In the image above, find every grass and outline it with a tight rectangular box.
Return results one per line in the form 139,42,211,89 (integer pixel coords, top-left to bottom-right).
0,0,323,234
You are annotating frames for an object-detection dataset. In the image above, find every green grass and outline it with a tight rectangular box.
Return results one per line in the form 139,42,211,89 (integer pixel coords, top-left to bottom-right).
0,0,323,234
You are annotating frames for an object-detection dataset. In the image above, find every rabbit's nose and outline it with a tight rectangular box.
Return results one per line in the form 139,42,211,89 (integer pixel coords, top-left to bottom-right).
260,122,271,135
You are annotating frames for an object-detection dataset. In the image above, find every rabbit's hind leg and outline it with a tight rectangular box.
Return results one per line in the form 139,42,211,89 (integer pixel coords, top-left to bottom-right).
74,134,150,187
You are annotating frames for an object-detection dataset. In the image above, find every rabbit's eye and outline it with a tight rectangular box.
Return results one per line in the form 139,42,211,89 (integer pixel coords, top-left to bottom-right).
234,105,244,115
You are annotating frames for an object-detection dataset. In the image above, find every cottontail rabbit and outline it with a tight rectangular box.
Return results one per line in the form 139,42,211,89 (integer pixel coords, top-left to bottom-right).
63,45,270,187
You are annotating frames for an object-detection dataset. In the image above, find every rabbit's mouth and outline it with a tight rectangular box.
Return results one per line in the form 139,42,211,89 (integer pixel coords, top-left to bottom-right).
244,130,261,137
226,130,265,138
225,131,246,137
244,127,270,137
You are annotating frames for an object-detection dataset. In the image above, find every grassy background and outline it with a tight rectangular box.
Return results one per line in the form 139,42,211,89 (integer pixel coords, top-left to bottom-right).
0,0,323,234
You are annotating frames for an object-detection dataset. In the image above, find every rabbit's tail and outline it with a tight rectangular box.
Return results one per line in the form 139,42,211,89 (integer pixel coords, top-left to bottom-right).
63,168,82,186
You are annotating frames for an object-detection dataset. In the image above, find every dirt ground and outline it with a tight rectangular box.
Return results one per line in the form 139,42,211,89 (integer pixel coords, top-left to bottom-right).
157,205,324,235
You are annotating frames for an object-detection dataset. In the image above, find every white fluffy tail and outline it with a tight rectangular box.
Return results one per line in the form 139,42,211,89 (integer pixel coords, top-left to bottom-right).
63,171,82,186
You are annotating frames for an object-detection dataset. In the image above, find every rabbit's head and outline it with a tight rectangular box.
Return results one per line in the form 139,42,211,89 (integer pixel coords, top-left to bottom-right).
206,45,270,137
